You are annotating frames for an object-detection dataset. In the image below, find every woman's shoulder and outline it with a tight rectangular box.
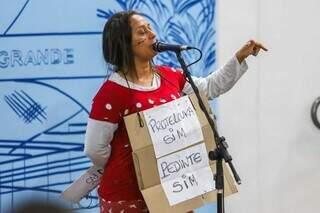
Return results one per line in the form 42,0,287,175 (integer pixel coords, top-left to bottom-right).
93,74,124,101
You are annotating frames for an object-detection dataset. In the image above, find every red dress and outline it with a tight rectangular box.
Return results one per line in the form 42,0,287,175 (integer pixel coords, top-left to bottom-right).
89,66,186,212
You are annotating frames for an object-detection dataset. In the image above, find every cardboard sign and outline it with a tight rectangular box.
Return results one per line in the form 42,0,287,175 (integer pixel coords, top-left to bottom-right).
157,143,215,205
144,95,203,158
124,94,238,213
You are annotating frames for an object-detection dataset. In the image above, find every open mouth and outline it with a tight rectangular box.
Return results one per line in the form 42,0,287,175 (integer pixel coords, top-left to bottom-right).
151,39,158,52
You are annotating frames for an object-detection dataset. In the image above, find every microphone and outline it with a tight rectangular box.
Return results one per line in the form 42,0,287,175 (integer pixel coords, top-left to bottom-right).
152,41,194,52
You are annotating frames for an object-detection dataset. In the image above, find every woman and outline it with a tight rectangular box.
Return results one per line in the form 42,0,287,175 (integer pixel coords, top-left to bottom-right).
84,11,267,213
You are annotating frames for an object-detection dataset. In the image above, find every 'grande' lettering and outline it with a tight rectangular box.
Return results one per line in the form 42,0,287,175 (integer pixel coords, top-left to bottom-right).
0,48,74,68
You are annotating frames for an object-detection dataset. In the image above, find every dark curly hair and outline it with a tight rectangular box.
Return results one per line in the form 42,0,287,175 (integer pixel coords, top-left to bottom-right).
102,11,138,73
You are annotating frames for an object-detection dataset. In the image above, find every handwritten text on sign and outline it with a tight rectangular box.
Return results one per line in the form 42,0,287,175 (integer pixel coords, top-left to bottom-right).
144,96,203,158
157,143,209,181
157,143,215,206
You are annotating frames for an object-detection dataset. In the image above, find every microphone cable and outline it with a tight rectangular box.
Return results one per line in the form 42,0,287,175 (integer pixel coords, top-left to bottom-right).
186,47,203,68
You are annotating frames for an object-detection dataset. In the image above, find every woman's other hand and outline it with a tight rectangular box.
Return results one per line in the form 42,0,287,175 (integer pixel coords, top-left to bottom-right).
235,40,268,63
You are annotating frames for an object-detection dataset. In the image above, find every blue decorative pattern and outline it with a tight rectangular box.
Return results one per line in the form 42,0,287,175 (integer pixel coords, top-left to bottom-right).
0,1,216,212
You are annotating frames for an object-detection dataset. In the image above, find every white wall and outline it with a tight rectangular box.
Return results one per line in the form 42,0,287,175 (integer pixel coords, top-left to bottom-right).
216,0,320,212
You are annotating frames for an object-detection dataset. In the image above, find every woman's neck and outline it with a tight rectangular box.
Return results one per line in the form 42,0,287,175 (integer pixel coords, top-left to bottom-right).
121,60,154,86
133,61,153,80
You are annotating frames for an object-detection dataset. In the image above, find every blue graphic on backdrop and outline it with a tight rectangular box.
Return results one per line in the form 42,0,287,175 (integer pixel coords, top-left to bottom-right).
0,0,216,212
4,90,47,124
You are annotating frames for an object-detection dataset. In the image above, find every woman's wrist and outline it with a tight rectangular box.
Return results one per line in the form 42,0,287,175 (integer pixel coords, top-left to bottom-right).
235,51,246,64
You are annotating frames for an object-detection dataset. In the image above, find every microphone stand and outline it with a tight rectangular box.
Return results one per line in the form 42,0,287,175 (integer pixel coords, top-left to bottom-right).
175,51,242,213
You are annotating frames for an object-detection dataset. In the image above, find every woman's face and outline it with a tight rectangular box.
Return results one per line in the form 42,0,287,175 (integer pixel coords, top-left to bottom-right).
130,14,157,61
